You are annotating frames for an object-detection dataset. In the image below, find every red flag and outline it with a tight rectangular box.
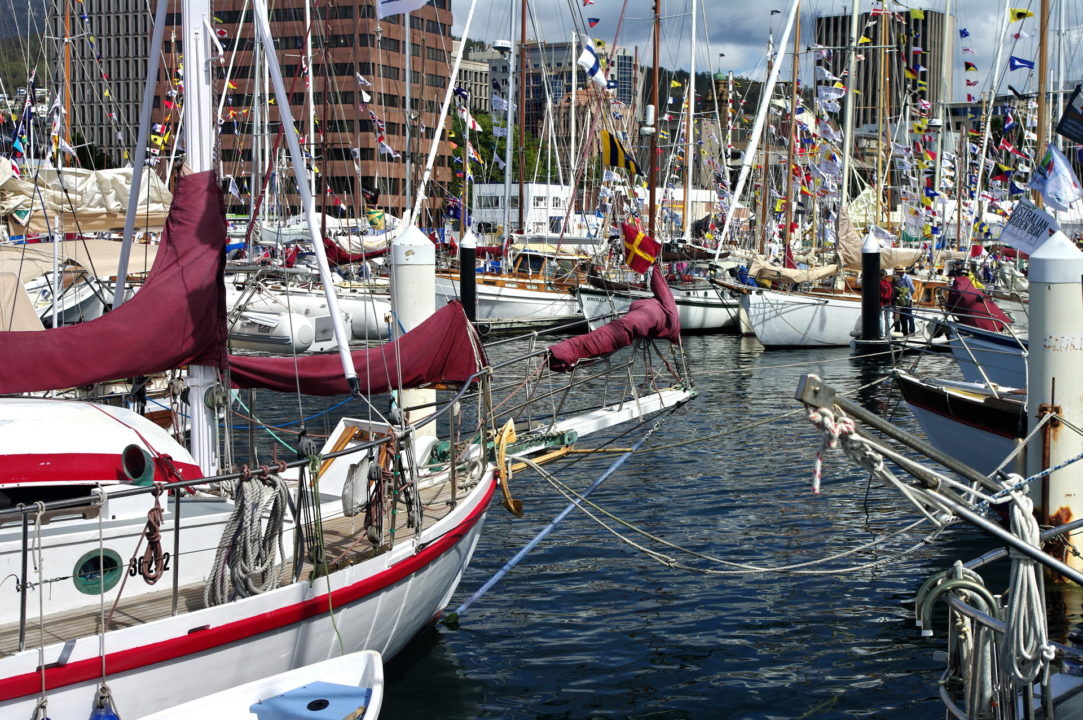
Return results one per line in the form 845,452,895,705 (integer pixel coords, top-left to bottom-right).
620,222,661,274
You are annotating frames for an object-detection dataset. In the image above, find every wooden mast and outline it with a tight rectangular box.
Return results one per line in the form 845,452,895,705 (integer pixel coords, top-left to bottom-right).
1033,0,1050,208
782,0,800,267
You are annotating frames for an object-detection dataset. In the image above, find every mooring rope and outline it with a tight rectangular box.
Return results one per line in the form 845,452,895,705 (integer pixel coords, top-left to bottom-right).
447,402,686,621
524,455,949,576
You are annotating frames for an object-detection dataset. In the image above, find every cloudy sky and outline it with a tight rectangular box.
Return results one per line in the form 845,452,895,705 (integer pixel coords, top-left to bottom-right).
451,0,1076,104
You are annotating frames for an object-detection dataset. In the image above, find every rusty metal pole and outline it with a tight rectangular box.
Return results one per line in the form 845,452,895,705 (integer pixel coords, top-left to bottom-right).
1026,230,1083,569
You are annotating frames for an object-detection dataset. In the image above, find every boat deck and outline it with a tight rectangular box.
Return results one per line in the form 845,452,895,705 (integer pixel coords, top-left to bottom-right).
0,479,466,657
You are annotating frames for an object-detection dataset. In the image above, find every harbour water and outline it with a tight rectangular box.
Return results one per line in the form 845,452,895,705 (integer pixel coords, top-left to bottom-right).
372,336,1001,719
244,332,1072,718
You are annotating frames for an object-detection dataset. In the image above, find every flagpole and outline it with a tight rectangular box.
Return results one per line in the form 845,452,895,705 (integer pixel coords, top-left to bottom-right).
649,0,660,239
713,0,798,261
782,0,800,268
681,0,696,242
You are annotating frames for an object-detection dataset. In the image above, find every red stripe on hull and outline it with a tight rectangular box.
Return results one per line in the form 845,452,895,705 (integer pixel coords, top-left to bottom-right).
0,478,494,701
0,454,202,487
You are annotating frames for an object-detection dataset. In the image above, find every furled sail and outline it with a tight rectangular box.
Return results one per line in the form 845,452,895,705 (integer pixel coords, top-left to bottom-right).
547,268,681,372
228,300,486,395
0,169,228,394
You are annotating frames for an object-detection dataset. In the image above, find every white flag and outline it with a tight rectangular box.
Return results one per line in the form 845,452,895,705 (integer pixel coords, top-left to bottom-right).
491,94,508,113
376,0,428,18
355,73,372,87
602,170,621,182
378,141,401,159
492,126,508,137
494,155,506,170
458,106,481,131
57,138,78,157
228,176,242,199
1030,143,1083,211
577,42,608,89
360,89,372,104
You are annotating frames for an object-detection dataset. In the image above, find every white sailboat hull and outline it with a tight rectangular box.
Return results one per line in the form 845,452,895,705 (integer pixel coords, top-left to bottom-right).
946,325,1028,388
742,288,863,347
0,472,494,719
671,285,740,332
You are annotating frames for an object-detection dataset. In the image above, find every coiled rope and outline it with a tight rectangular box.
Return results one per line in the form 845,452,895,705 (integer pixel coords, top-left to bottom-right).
1000,476,1056,687
204,463,290,606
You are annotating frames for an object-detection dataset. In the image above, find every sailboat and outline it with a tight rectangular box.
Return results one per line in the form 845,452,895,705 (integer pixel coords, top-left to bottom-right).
0,1,693,717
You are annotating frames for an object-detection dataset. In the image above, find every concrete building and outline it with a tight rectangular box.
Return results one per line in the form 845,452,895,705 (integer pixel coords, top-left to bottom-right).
50,0,154,166
452,40,490,115
814,7,952,130
57,0,455,221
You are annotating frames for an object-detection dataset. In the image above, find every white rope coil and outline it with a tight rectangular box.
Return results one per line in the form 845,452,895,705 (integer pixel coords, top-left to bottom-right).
204,470,289,607
1001,477,1056,687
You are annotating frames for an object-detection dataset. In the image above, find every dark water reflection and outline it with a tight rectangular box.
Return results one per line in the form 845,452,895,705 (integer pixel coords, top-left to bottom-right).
365,335,1007,719
239,333,1025,718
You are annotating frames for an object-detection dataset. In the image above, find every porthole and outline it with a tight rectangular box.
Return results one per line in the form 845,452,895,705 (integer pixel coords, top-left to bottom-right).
72,549,123,595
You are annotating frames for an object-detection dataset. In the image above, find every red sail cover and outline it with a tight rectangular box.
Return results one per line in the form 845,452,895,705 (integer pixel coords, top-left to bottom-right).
946,275,1013,332
228,300,485,395
322,237,389,265
0,170,228,394
547,268,681,372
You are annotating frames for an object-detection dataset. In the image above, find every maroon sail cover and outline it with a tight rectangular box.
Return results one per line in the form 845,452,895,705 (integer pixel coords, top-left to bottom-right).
0,170,228,394
946,275,1012,331
228,300,485,395
547,269,681,372
322,237,389,265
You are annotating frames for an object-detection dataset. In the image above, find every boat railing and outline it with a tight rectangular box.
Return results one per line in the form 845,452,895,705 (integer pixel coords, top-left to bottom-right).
922,518,1083,720
6,369,497,649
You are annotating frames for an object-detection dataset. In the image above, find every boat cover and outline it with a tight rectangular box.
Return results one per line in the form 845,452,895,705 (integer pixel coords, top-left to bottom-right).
0,157,173,234
228,300,486,395
323,236,389,265
946,275,1013,331
0,169,228,394
547,268,681,372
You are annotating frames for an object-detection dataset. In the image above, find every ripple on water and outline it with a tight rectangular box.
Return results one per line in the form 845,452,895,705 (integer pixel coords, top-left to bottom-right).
376,336,981,718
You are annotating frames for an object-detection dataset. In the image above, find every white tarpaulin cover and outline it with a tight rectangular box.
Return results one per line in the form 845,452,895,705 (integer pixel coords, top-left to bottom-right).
0,157,172,235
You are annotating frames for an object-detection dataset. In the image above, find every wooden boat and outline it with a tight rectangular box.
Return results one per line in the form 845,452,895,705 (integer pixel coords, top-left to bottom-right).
436,248,586,327
894,371,1024,475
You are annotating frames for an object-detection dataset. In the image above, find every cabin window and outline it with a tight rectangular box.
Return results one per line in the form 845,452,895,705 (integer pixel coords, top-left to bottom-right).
73,549,123,595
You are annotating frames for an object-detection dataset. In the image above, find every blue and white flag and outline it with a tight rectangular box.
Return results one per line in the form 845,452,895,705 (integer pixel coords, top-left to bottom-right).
1009,55,1035,71
377,0,428,18
1030,143,1083,211
577,41,608,90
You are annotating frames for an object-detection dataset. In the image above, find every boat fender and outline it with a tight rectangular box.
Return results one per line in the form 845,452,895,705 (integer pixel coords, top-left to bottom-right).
342,452,373,517
121,444,156,486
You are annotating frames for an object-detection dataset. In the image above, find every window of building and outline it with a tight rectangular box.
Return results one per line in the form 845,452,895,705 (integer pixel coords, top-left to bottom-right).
380,37,400,52
379,65,400,80
477,195,500,208
533,196,547,208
